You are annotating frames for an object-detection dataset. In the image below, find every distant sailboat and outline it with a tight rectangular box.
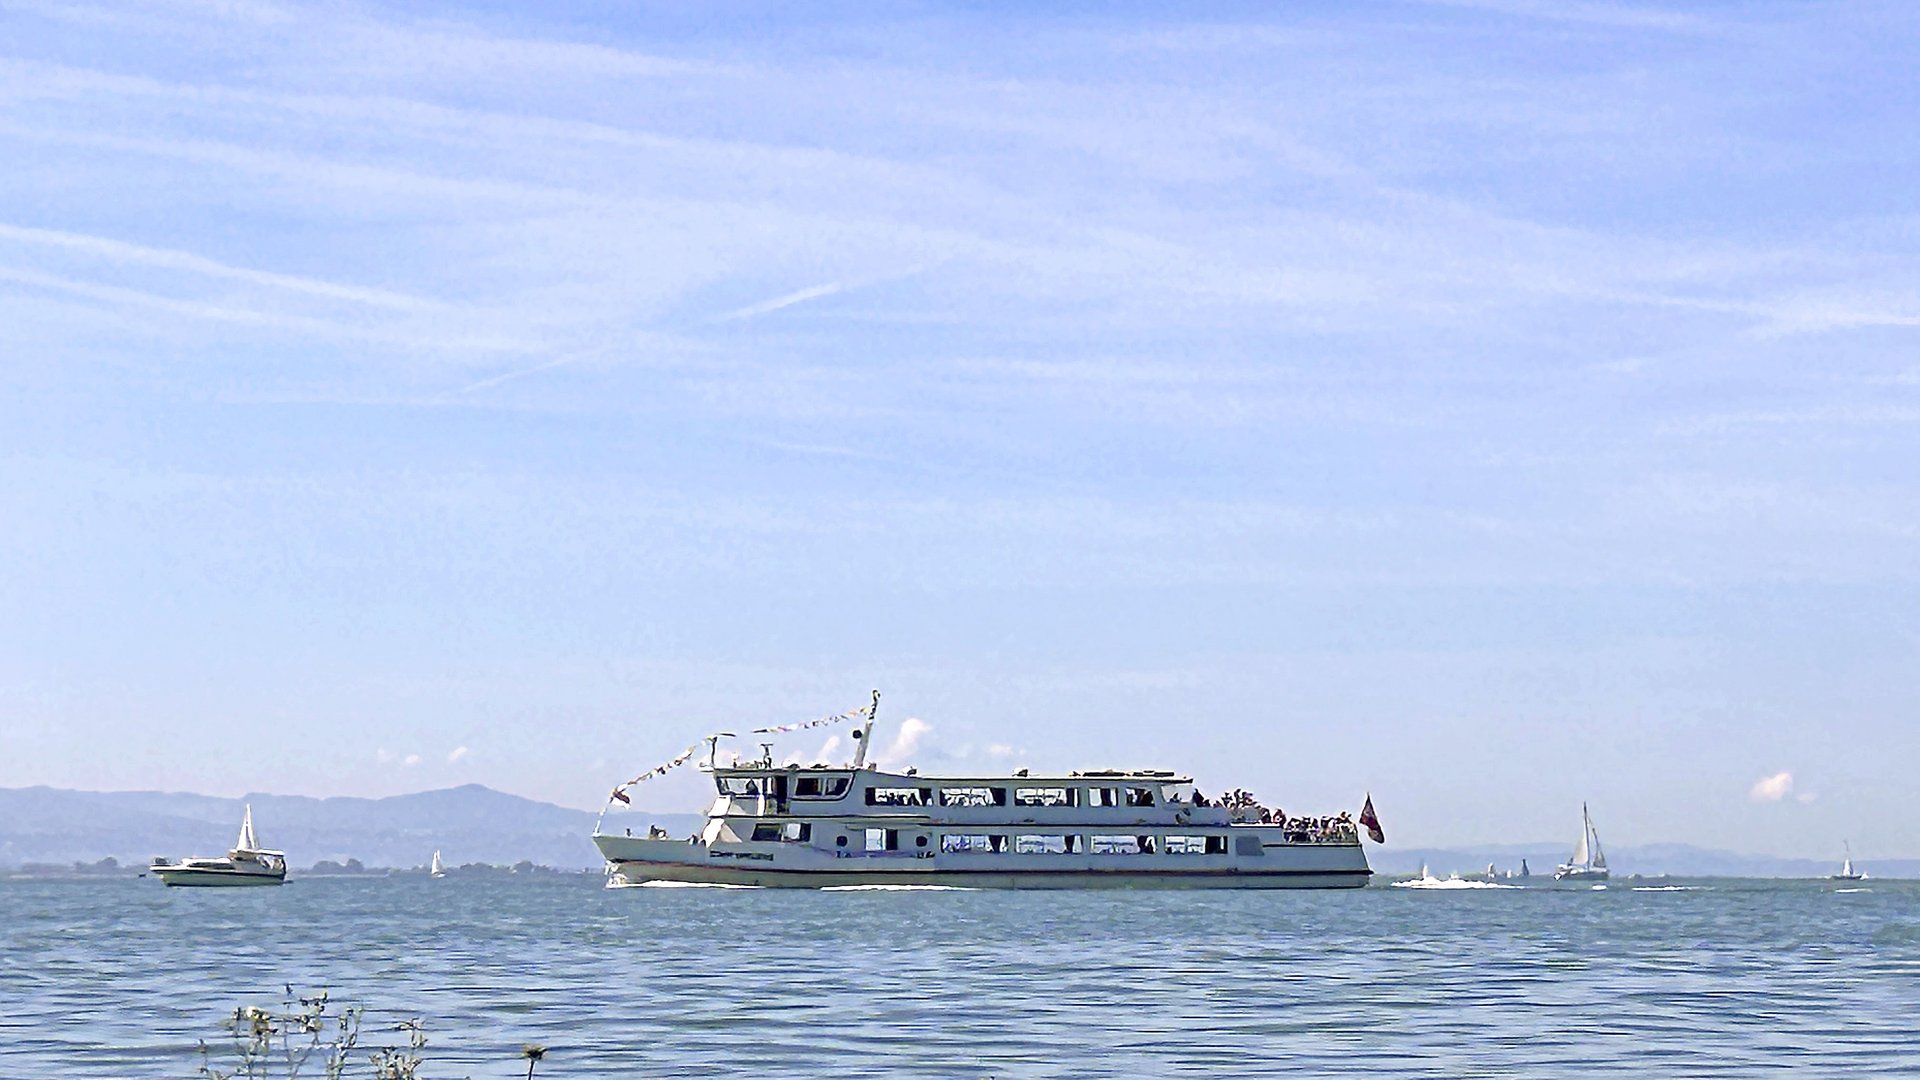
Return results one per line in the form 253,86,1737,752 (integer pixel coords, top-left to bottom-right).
1486,862,1498,881
430,850,445,878
1519,858,1531,878
1828,841,1864,881
1554,803,1609,881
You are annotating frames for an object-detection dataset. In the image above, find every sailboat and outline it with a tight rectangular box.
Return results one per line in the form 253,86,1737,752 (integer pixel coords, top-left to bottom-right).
1553,802,1609,881
1828,841,1865,881
1518,858,1531,879
430,850,446,878
1485,862,1498,881
151,804,288,887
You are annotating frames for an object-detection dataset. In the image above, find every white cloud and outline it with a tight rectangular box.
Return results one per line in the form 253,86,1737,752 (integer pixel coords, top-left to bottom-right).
402,753,422,767
985,743,1016,758
1749,770,1793,802
448,745,469,763
720,281,848,322
375,748,393,764
1795,791,1817,804
879,717,931,766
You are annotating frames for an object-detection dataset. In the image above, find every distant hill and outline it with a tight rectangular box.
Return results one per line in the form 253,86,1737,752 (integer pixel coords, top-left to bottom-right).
0,784,700,871
1373,843,1918,879
8,785,1910,879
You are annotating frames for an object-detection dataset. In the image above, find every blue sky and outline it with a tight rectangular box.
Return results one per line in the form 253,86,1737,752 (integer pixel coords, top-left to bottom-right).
2,0,1916,858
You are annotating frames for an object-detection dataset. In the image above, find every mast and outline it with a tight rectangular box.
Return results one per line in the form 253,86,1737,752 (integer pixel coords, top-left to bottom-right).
849,690,880,770
1587,805,1606,869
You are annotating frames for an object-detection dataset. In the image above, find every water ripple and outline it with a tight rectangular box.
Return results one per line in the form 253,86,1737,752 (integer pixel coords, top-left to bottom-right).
5,877,1920,1076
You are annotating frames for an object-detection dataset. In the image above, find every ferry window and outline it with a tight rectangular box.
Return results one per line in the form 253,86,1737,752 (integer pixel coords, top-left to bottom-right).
1160,784,1192,805
783,823,812,842
939,786,1007,807
1014,834,1069,855
1235,835,1263,857
865,787,927,806
1125,787,1156,807
915,835,929,848
750,823,782,842
1164,835,1208,855
1090,834,1141,855
836,835,849,848
865,828,887,852
1205,836,1229,855
719,777,761,796
941,834,994,853
794,775,851,799
1014,787,1074,807
1088,787,1119,808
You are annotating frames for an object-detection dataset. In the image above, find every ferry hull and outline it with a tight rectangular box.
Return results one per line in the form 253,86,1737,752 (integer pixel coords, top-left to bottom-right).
597,835,1371,890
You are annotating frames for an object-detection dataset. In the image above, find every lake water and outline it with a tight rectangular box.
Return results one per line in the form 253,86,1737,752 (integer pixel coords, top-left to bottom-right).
5,875,1919,1077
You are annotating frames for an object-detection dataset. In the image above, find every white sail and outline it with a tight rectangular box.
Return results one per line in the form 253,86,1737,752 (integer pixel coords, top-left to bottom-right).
1841,857,1853,877
235,805,259,852
1569,805,1590,867
431,850,444,876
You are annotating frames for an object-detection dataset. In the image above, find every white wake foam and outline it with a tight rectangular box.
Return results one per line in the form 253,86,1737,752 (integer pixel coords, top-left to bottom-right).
1391,877,1521,890
1632,885,1701,892
1834,887,1870,894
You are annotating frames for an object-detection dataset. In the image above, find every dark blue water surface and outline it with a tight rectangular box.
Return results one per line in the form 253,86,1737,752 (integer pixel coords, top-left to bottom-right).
4,875,1919,1077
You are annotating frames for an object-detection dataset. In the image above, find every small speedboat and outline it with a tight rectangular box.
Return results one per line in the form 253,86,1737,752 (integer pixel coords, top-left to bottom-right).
151,805,287,887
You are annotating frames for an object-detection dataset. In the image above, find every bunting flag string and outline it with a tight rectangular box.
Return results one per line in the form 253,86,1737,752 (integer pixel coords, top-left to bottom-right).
749,690,880,735
607,741,702,806
602,692,880,813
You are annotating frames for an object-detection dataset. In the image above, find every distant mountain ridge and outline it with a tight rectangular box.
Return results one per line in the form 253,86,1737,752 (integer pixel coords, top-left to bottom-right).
5,785,1910,878
0,784,699,871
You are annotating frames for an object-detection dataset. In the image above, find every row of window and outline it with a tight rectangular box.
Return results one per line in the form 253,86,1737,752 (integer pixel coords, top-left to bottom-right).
866,785,1160,808
720,775,1171,808
740,825,1248,856
937,833,1232,855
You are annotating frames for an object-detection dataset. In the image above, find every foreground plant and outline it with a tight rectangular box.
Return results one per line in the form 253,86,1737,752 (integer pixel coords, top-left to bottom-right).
196,988,424,1079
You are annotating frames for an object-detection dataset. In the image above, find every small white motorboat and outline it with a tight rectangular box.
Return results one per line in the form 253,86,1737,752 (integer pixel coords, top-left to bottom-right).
151,805,287,887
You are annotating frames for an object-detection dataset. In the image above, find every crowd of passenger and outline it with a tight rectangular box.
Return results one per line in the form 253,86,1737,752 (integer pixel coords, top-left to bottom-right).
1188,788,1358,843
1276,812,1358,844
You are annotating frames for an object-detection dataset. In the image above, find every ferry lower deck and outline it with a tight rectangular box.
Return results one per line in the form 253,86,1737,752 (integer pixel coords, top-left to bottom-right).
595,826,1373,890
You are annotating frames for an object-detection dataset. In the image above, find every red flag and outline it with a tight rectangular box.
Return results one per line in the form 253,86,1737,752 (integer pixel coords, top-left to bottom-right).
1359,794,1384,844
610,788,631,805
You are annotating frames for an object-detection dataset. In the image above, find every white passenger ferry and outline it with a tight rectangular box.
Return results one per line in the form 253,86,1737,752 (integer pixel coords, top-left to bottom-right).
593,697,1374,889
